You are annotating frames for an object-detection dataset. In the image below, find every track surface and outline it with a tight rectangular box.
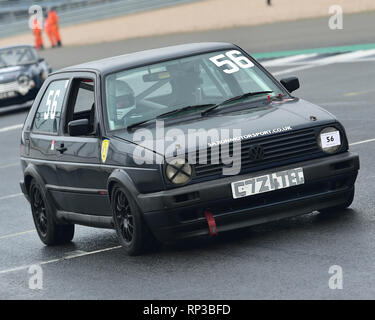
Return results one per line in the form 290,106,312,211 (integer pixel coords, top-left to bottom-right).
38,11,375,69
1,13,375,299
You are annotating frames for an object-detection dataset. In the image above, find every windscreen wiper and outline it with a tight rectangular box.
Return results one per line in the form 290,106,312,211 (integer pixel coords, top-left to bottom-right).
126,118,156,131
126,103,215,131
155,103,215,118
201,91,273,116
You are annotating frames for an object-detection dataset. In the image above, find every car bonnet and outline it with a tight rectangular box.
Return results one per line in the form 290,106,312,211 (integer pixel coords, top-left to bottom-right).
113,98,337,158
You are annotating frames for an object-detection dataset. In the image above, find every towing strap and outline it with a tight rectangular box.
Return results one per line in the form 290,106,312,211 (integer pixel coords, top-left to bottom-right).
204,210,218,237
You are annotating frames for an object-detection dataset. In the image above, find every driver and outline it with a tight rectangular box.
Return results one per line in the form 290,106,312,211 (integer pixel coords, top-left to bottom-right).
168,62,203,107
114,79,135,123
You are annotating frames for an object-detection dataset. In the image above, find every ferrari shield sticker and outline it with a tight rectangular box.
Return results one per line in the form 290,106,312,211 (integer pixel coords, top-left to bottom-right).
101,139,110,163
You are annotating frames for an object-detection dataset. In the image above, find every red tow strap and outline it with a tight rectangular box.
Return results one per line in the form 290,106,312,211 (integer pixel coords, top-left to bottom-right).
204,210,218,237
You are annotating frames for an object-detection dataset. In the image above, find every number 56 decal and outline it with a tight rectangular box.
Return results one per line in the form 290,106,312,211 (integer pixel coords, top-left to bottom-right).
43,89,61,120
209,50,254,74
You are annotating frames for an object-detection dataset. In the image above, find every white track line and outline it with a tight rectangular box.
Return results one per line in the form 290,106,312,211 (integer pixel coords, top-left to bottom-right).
0,123,23,133
272,49,375,76
264,60,375,67
0,193,23,201
273,64,317,76
318,49,375,64
350,138,375,146
352,58,375,62
0,162,19,169
0,230,35,240
0,246,122,274
261,53,318,67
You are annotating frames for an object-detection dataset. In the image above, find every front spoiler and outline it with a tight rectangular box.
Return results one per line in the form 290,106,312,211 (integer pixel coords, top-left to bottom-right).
140,152,359,242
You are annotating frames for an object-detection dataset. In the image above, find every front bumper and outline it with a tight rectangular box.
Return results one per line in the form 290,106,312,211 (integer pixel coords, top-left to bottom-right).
140,152,359,242
0,88,37,108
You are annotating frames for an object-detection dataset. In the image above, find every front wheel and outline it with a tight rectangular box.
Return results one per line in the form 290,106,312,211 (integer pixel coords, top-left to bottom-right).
29,180,74,245
319,187,355,214
111,184,157,256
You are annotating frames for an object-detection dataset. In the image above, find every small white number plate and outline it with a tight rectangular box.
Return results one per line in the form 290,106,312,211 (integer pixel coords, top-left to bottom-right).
231,168,305,199
321,131,341,149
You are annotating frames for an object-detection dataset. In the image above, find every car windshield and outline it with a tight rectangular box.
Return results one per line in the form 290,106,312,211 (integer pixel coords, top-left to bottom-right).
0,46,38,68
105,49,286,131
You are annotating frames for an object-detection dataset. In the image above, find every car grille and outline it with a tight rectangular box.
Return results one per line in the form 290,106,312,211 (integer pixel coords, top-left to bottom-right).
193,128,321,178
0,81,19,94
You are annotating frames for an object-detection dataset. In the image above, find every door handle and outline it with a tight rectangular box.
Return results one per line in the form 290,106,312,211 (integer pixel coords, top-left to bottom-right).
56,144,67,153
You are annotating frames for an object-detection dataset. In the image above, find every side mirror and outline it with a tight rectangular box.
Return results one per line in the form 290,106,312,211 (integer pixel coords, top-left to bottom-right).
68,119,90,136
280,77,300,93
38,57,45,63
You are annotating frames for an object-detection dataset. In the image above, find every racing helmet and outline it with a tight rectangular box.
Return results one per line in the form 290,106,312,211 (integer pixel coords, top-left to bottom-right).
114,79,135,110
168,61,203,105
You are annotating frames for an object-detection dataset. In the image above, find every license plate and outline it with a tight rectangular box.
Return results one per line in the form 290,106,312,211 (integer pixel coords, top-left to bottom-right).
231,167,305,199
0,91,16,100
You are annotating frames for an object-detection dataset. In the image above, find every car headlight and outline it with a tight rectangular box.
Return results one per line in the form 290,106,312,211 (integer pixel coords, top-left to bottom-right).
318,126,342,154
165,158,193,185
17,75,35,95
18,75,30,87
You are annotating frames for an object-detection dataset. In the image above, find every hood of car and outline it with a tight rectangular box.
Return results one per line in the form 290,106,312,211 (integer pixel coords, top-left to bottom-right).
113,98,337,157
0,64,33,83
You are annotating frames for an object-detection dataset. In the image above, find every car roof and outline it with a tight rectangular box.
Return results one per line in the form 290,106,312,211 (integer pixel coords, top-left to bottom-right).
59,42,238,76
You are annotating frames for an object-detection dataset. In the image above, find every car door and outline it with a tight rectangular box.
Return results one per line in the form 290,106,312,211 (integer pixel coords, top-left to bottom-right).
28,78,70,200
52,73,111,216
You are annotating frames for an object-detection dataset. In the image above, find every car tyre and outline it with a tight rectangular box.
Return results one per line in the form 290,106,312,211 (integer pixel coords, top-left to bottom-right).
319,187,355,214
29,180,74,245
111,184,157,256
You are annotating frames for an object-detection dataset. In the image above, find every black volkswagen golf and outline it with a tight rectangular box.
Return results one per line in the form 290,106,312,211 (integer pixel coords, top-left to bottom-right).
0,45,50,109
20,43,359,255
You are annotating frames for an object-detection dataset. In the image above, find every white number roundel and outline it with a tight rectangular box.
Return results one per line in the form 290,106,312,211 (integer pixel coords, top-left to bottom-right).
226,50,254,69
43,89,61,120
209,50,254,74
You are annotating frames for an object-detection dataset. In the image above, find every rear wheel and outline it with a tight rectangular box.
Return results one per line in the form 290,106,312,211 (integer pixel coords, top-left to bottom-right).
29,180,74,245
111,184,157,255
319,187,355,214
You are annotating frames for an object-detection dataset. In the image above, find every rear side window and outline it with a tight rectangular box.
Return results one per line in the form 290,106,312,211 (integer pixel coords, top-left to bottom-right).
63,78,96,135
73,81,95,114
32,79,69,134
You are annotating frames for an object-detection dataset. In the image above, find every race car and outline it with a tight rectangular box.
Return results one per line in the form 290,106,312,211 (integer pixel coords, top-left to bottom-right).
0,45,50,109
19,42,359,255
